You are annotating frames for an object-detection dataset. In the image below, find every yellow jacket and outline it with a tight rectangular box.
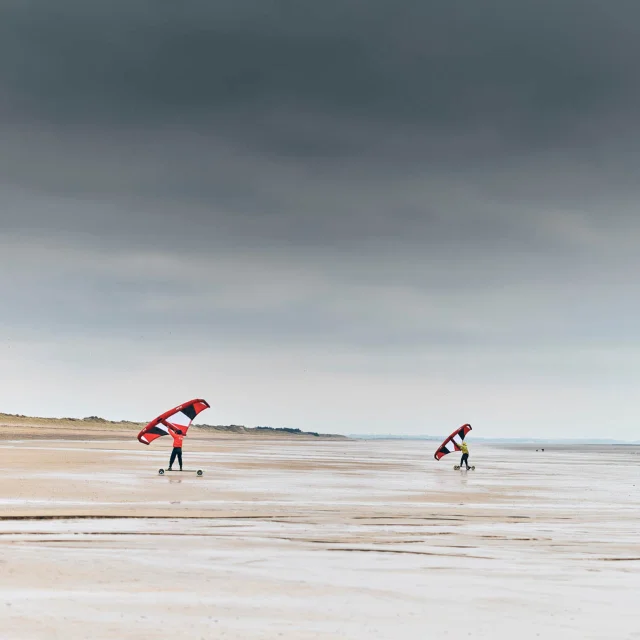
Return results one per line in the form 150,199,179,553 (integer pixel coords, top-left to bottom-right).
460,441,469,455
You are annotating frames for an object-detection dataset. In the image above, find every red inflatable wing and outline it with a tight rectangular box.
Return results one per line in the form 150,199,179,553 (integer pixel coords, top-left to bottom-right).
434,424,472,460
137,399,210,445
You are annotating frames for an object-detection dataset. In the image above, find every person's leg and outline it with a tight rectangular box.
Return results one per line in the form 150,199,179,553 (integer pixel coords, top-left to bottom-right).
177,448,183,470
169,447,178,469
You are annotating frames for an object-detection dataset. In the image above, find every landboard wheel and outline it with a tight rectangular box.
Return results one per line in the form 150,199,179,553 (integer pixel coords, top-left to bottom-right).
158,469,165,475
196,470,203,476
471,466,475,470
453,465,460,470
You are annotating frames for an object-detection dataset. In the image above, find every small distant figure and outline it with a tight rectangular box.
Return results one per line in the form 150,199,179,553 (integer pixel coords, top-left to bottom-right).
167,424,185,471
460,440,471,470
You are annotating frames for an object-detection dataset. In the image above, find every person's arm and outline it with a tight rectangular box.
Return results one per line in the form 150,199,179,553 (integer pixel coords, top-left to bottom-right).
161,420,178,435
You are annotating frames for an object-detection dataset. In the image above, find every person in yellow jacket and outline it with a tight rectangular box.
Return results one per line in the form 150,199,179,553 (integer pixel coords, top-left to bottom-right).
459,440,471,470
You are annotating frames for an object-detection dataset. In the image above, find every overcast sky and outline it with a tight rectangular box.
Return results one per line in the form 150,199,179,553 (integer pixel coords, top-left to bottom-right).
1,1,639,438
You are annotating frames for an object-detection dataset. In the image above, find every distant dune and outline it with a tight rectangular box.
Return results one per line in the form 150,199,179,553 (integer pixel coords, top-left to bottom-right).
0,413,347,440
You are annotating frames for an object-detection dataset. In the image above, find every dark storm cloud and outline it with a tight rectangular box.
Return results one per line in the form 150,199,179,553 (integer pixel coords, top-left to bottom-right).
2,1,640,144
2,0,639,225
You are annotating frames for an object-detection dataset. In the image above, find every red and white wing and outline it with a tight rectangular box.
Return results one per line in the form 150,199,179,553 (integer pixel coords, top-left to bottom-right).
434,424,472,460
137,399,210,445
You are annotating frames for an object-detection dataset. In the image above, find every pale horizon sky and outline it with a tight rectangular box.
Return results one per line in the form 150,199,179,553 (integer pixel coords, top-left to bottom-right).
1,1,640,439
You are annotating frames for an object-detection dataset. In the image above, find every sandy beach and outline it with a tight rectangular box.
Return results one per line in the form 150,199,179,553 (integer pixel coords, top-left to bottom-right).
0,429,639,639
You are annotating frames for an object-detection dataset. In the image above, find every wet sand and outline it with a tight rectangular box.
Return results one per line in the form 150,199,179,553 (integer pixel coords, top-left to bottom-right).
0,434,639,639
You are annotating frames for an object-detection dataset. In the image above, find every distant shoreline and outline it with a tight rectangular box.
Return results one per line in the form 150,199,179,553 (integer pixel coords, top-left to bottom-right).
350,434,640,445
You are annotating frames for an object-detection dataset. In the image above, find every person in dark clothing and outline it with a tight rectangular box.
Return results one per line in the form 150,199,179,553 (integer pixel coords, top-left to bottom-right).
167,424,185,471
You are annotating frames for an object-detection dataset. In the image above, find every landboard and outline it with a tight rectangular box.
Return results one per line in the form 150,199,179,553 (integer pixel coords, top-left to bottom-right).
158,468,203,476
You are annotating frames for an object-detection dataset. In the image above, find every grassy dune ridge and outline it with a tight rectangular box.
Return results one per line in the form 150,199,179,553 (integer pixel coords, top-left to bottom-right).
0,413,346,440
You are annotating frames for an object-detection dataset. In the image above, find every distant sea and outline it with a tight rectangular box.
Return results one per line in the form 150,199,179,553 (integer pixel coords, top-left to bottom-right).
349,435,640,445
